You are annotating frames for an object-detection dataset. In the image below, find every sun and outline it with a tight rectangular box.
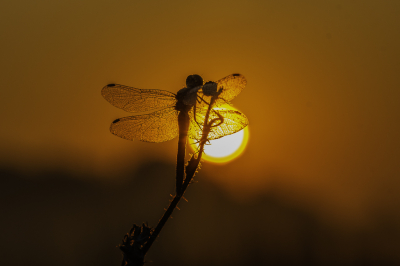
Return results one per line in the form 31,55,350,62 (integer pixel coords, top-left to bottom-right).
189,105,249,163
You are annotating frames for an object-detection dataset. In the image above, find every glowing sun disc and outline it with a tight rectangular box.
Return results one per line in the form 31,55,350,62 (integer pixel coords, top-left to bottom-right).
189,106,249,163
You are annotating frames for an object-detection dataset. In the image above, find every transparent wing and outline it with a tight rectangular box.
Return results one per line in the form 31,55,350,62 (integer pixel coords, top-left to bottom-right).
208,109,248,140
102,84,177,113
195,74,247,108
188,108,248,141
215,74,246,105
110,107,179,142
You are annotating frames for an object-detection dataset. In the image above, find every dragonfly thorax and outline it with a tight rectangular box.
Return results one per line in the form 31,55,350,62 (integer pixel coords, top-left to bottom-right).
175,87,194,112
174,74,204,111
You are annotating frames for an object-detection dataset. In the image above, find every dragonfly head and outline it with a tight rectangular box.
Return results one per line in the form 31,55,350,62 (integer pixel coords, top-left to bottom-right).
202,81,218,96
186,74,203,88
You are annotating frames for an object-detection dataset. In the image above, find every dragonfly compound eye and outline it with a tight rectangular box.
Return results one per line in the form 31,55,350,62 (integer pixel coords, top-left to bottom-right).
202,81,218,96
186,74,203,88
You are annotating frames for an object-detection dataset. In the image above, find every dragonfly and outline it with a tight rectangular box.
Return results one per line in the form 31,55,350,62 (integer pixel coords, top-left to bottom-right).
101,73,248,143
102,74,248,195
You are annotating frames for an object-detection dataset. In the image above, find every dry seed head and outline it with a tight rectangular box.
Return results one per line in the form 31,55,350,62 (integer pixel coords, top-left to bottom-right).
202,81,218,96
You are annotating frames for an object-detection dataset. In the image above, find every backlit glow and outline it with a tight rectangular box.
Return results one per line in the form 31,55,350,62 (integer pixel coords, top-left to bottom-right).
190,105,249,163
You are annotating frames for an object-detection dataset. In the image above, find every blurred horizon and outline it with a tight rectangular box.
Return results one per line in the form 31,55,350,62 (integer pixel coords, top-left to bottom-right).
2,160,399,265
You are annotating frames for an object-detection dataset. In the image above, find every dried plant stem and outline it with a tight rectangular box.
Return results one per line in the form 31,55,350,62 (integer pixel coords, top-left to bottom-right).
141,184,182,255
141,94,218,256
120,93,221,266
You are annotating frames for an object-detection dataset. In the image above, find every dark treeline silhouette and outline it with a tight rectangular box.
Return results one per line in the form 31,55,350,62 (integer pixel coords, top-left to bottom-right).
0,162,399,266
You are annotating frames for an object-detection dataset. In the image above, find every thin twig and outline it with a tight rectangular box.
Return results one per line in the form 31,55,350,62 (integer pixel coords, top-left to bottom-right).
120,90,222,266
142,92,220,256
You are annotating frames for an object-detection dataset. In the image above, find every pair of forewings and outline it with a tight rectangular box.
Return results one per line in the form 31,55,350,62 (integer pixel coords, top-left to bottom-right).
101,74,249,143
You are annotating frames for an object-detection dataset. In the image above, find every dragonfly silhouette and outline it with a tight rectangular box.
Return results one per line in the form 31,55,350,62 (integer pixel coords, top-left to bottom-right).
101,73,248,143
102,74,248,195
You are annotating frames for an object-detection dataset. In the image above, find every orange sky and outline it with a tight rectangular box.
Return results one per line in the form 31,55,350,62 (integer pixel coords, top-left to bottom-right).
1,0,400,256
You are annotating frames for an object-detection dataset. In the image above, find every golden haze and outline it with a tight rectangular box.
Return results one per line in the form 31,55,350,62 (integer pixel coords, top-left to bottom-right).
0,1,400,264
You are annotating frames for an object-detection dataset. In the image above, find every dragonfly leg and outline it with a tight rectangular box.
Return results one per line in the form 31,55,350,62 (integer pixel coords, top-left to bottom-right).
197,95,211,106
193,97,207,130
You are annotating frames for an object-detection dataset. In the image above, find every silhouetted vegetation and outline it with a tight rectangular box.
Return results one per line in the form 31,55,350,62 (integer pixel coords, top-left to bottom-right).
1,164,400,265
